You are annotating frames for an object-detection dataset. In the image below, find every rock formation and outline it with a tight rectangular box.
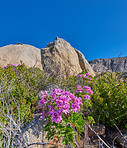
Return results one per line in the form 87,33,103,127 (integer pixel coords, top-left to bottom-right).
0,44,42,70
41,37,95,77
0,37,95,76
89,57,127,73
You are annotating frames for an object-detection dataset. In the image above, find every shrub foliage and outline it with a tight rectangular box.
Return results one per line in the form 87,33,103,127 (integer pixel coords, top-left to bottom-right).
0,64,127,147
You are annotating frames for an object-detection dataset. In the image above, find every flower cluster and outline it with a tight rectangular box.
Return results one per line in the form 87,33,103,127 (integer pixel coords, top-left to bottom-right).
116,79,124,82
75,85,93,100
38,89,83,123
4,64,21,69
77,73,93,83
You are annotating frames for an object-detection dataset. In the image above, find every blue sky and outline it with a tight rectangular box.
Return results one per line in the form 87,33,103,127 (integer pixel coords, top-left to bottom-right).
0,0,127,61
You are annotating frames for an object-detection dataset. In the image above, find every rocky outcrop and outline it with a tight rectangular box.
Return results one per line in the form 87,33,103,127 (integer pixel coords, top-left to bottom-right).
15,116,106,148
89,57,127,73
14,116,70,148
0,44,42,70
14,116,45,148
0,37,95,76
41,37,95,77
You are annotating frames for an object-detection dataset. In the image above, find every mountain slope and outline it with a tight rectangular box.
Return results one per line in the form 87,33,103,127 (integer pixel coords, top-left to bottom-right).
89,57,127,73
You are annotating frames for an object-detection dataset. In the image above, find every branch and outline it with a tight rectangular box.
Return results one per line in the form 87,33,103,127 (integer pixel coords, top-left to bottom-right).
85,123,110,148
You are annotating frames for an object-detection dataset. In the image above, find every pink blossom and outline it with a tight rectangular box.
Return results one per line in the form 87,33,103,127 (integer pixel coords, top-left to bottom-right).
11,64,17,67
77,74,83,77
75,90,79,93
71,103,80,113
86,73,90,76
87,77,92,80
83,86,93,94
119,79,123,82
83,86,91,92
84,95,91,100
51,109,63,123
4,66,7,69
40,115,45,120
75,85,82,93
83,75,89,79
39,98,46,107
39,89,84,123
88,90,93,95
41,91,48,99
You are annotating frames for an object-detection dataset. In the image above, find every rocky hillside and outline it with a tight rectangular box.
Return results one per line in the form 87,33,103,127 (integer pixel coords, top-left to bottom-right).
0,37,95,76
89,57,127,73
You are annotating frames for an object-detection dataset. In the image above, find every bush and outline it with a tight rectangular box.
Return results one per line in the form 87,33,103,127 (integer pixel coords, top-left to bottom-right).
0,63,60,127
0,64,126,147
0,63,63,147
91,72,127,127
58,71,127,128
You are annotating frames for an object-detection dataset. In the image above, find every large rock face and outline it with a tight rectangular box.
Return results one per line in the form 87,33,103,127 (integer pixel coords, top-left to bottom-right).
89,57,127,73
41,37,95,77
0,37,95,76
0,44,42,70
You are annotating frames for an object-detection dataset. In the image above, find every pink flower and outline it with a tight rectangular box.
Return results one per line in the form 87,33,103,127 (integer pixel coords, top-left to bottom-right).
11,64,17,67
39,89,83,123
83,86,91,92
75,85,82,93
51,109,62,123
77,74,82,77
39,98,46,107
88,90,93,95
71,103,80,113
83,86,93,94
119,79,123,82
40,115,45,120
84,95,91,100
83,75,89,79
75,90,79,93
86,73,90,76
41,91,48,99
73,97,83,105
87,77,92,80
4,66,7,69
62,108,70,115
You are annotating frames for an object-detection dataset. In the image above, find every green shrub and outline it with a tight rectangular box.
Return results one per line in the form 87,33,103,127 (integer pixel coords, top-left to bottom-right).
0,64,126,147
59,71,127,128
91,72,127,127
0,63,59,127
